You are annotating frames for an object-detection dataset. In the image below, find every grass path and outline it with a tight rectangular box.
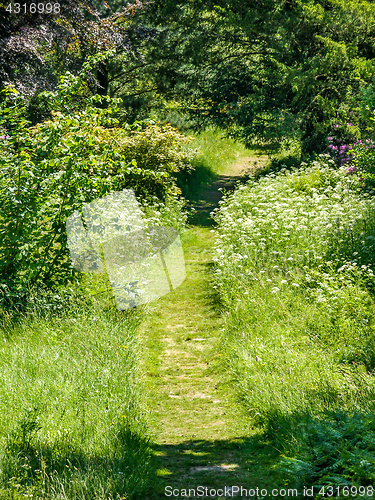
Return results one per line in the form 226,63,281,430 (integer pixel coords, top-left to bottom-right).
140,155,280,499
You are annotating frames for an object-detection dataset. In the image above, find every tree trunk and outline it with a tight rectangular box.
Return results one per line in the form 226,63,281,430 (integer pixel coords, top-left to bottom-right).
97,60,109,106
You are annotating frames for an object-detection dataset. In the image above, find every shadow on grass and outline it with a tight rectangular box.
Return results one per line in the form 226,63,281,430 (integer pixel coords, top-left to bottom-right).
145,434,281,499
176,163,220,202
144,409,375,497
186,174,247,227
205,261,224,312
1,421,151,500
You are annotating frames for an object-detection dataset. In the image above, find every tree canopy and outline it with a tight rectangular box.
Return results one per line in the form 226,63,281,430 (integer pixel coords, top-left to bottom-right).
2,0,375,151
131,0,375,153
0,0,152,117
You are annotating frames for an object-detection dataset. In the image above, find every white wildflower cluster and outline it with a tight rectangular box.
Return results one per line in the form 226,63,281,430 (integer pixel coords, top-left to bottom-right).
212,161,375,300
215,158,375,426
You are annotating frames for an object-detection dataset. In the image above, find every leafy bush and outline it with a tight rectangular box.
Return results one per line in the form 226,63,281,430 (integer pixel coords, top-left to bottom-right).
348,140,375,189
31,112,196,201
324,122,360,167
0,70,195,309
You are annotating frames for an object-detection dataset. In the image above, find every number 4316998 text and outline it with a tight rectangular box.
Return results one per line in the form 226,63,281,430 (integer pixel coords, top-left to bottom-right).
6,3,60,14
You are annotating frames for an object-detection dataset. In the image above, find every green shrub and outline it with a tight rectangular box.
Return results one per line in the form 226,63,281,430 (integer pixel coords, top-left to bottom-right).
0,69,195,309
349,141,375,190
279,411,375,491
31,113,197,201
262,138,303,175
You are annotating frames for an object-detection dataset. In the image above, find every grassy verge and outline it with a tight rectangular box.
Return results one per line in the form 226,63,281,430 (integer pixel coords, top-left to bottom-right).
176,128,252,200
0,187,191,499
0,298,150,500
213,155,375,490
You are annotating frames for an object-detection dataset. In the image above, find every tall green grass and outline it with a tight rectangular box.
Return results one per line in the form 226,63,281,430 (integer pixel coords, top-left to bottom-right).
176,128,250,199
0,299,150,499
213,155,375,487
191,128,249,173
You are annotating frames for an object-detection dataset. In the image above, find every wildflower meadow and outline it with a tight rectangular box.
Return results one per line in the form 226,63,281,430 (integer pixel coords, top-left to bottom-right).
213,156,375,488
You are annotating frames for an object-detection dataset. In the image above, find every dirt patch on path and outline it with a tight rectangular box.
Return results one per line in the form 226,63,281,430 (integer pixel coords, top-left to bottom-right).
224,155,268,178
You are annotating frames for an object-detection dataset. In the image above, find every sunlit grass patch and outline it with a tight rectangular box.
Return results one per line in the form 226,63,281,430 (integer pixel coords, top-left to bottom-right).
176,127,251,199
0,304,150,499
190,128,249,174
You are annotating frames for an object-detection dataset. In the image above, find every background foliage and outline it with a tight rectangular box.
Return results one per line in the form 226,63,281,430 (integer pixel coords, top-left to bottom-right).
129,0,375,155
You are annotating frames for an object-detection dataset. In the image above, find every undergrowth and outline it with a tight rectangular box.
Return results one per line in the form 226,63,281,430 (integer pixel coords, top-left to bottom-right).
213,155,375,488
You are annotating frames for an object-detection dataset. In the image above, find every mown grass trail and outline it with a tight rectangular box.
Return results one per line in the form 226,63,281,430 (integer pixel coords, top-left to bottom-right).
139,156,281,499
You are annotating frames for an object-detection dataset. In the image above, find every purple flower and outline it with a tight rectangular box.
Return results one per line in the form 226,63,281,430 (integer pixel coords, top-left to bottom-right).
346,166,357,173
288,367,291,374
334,124,339,128
256,356,259,362
242,332,245,338
347,122,353,126
327,136,333,141
328,144,334,149
226,311,229,316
